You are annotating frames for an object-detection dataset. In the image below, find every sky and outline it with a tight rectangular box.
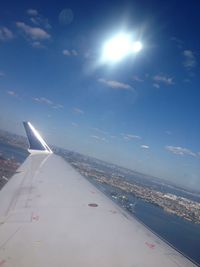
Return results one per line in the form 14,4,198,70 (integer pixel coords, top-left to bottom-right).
0,0,200,190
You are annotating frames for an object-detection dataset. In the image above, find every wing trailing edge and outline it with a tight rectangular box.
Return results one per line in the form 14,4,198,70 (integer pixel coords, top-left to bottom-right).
23,121,52,154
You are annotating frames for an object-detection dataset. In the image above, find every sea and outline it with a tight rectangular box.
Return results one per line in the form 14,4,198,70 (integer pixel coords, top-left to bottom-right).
0,142,28,162
0,142,200,266
87,172,200,266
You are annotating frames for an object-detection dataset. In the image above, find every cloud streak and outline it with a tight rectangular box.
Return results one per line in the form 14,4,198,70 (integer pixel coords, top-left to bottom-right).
98,78,133,90
0,27,14,41
165,146,196,157
183,50,196,69
31,41,45,48
153,75,174,85
91,127,108,135
34,97,52,105
52,104,64,109
171,37,184,49
27,9,38,16
6,90,22,100
132,75,143,82
91,135,108,143
63,49,78,56
33,97,63,109
72,122,79,127
73,107,84,114
153,83,160,89
27,9,51,29
7,90,18,97
122,133,142,141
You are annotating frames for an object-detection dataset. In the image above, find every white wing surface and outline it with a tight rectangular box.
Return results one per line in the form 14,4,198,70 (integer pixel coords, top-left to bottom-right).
0,122,198,267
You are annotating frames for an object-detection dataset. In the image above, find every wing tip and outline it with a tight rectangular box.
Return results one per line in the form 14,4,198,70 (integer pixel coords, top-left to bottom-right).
23,121,53,154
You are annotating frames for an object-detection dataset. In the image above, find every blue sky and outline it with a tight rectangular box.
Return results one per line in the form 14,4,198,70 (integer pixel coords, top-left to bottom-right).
0,0,200,190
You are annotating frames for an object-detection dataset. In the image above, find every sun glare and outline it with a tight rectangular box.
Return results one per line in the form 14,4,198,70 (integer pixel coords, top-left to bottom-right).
102,33,143,63
132,41,142,53
103,34,131,62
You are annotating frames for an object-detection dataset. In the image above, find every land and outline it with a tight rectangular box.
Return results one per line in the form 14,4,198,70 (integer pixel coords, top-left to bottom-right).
0,155,20,189
55,147,200,225
0,130,28,189
0,129,28,149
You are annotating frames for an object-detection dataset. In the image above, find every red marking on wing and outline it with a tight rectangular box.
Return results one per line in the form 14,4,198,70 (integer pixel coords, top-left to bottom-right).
109,210,117,214
31,214,39,221
90,191,96,194
145,242,156,249
0,260,6,266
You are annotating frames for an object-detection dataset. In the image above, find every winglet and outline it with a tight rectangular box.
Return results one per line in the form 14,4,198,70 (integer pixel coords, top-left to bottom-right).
23,121,52,154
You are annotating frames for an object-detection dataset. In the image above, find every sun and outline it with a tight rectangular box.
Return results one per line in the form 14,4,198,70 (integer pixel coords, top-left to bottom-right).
102,33,143,63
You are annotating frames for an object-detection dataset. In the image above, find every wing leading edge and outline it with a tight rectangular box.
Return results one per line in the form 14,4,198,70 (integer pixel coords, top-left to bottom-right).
0,122,198,267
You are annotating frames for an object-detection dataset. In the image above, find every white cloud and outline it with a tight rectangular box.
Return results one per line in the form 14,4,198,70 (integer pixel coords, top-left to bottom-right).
27,9,51,29
30,17,39,25
72,122,79,127
34,97,53,105
91,135,108,143
27,9,38,16
98,78,133,90
32,41,45,48
91,127,108,135
122,133,142,141
33,97,63,110
71,49,78,56
153,83,160,89
7,90,18,97
141,145,149,149
53,104,64,109
73,107,84,114
91,135,100,140
153,75,174,85
165,146,196,157
0,27,14,41
16,22,51,40
171,37,183,49
63,49,71,56
63,49,78,56
183,50,196,69
30,17,51,29
132,75,143,82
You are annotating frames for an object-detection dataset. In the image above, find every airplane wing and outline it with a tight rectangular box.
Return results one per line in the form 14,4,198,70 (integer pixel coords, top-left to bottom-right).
0,122,198,267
